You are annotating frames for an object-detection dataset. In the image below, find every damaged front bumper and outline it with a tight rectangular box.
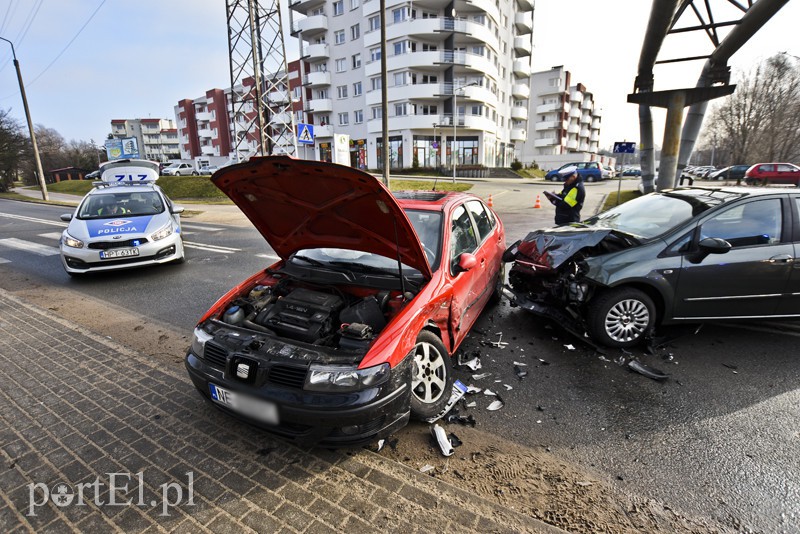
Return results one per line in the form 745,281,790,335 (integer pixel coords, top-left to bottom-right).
185,351,411,447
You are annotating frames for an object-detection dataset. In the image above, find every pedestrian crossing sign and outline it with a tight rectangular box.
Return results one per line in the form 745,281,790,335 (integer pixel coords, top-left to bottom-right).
297,123,314,145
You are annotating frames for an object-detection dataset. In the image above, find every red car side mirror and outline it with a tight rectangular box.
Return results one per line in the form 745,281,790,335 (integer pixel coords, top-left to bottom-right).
456,253,477,273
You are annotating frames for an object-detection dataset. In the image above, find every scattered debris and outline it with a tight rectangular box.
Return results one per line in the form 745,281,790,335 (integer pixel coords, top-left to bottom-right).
388,438,399,450
376,439,385,452
513,361,528,366
471,372,492,380
538,358,550,365
446,413,476,426
462,356,482,371
576,481,593,487
488,332,509,348
424,380,467,422
487,399,504,411
483,389,497,396
514,365,528,379
536,405,545,411
503,384,513,391
465,401,477,408
431,424,455,456
722,363,738,370
465,384,482,394
628,359,669,381
448,432,463,448
564,344,576,351
420,464,435,473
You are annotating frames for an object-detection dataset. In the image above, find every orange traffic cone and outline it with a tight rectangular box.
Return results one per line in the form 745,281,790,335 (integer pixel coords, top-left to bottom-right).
534,194,541,209
488,194,493,208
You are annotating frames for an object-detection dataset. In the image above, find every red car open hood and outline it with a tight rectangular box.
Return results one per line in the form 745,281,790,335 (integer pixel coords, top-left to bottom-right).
212,156,432,279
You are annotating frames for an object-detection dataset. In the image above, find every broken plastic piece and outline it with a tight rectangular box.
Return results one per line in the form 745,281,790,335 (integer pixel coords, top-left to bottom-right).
465,401,477,408
431,424,454,456
513,361,528,366
463,357,482,371
376,439,385,452
420,464,435,473
448,432,463,448
465,384,482,394
564,344,576,351
471,372,492,380
514,365,528,379
487,399,504,411
483,389,497,396
538,358,550,365
503,384,513,390
628,359,669,381
424,380,468,422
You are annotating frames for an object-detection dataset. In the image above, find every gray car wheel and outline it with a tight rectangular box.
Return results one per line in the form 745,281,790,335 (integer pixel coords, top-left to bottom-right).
588,288,655,348
409,331,453,420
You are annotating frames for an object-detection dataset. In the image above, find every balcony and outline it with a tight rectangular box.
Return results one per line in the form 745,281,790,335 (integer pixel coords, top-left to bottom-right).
590,132,600,142
535,120,563,131
268,91,291,105
510,128,526,141
512,83,530,99
270,112,293,125
513,36,531,56
591,119,601,130
516,0,535,12
305,71,331,87
315,124,333,138
513,59,531,78
583,97,593,109
566,140,578,150
306,98,333,113
579,143,590,152
514,12,533,34
534,138,557,148
467,0,501,21
365,18,444,48
567,124,579,134
365,82,443,106
289,0,326,15
570,91,583,101
364,51,441,78
198,129,213,139
363,0,407,16
580,128,590,138
536,102,563,114
292,15,327,38
201,145,216,155
510,107,528,121
304,43,329,62
569,107,581,118
580,113,591,124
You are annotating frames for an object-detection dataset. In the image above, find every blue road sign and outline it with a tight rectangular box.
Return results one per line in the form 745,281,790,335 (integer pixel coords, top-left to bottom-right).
613,142,636,154
297,123,315,145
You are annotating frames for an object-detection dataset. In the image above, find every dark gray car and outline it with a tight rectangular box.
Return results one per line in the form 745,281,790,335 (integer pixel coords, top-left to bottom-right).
504,186,799,347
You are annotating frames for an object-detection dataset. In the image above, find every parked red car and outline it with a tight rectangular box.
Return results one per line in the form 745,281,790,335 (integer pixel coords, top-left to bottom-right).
185,156,506,445
744,163,800,186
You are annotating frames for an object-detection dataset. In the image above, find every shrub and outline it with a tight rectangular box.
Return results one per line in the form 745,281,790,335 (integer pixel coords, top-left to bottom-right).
510,159,523,171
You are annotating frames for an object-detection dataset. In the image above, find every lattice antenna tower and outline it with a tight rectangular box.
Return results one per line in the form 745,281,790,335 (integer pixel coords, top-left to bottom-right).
226,0,297,160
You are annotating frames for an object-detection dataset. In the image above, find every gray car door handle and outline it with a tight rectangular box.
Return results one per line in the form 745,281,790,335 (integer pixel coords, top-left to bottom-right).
768,254,793,263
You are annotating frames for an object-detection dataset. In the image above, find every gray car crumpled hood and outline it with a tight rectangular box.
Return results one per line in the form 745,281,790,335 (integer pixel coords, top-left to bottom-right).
514,226,617,270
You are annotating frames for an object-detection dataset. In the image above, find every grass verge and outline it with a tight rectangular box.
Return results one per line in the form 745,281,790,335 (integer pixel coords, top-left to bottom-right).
601,189,641,211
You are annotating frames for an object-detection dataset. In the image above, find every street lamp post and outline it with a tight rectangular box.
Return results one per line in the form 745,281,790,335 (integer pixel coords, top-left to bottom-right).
0,37,48,201
452,81,479,183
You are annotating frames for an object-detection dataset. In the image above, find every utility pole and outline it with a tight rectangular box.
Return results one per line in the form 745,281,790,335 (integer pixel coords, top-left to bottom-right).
0,37,48,201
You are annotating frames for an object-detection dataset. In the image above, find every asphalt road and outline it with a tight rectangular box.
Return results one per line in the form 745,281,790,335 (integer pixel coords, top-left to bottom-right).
1,179,797,533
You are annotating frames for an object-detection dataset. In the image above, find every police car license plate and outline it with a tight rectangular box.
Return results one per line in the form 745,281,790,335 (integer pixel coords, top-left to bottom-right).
100,248,139,259
208,383,279,425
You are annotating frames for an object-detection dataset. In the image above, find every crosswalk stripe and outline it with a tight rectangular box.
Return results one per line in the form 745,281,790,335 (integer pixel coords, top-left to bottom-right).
38,232,63,240
0,238,60,256
183,241,241,253
0,212,67,227
0,257,9,264
181,224,222,232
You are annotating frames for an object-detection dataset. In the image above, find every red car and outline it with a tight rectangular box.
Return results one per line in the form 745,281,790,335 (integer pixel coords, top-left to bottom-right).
744,163,800,186
185,157,506,445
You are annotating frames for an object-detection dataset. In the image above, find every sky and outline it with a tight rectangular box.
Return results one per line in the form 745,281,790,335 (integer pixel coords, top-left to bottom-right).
0,0,798,151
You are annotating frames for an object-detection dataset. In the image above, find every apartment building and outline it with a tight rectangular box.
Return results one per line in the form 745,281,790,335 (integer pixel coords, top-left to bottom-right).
289,0,534,169
174,61,307,162
109,118,180,163
520,66,610,171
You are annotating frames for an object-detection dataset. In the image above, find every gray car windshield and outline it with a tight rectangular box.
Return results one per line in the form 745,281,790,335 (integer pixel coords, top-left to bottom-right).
583,193,702,239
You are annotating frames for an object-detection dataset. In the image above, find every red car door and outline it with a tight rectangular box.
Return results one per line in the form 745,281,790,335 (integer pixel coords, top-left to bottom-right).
446,203,484,347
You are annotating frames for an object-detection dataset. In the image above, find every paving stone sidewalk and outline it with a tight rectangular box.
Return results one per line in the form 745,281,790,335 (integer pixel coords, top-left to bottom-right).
0,289,561,533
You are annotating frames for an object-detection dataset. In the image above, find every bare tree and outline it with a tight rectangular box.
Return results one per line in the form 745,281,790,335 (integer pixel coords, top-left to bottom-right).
0,108,27,191
701,54,800,166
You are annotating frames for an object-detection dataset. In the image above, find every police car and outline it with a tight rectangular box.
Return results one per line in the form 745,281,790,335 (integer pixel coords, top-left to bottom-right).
59,159,186,275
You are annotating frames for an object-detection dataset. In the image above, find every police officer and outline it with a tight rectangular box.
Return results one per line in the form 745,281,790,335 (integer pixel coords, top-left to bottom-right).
551,165,585,225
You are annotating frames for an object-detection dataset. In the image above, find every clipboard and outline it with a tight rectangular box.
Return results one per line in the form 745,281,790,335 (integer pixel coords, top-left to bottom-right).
543,191,560,204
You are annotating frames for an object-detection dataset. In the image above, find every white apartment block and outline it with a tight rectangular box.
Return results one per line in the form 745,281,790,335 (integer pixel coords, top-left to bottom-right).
109,118,180,163
289,0,534,170
520,66,608,171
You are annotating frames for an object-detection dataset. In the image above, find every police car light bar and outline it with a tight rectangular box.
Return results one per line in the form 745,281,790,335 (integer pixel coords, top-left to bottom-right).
99,159,160,184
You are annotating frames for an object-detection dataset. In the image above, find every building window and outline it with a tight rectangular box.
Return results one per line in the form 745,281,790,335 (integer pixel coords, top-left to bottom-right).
370,77,382,91
371,106,382,119
353,81,362,96
368,15,380,32
370,47,381,62
354,110,364,123
335,58,346,72
393,72,407,86
338,112,349,125
392,7,407,23
351,23,360,40
335,30,345,44
333,1,344,15
352,53,361,69
393,41,407,55
337,85,348,99
350,0,360,10
394,103,408,116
